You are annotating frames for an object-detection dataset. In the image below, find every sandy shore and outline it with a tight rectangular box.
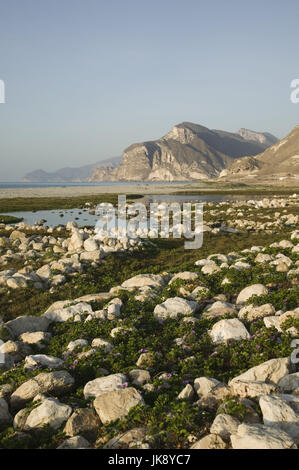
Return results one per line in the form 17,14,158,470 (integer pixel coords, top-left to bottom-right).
0,181,297,200
0,183,204,199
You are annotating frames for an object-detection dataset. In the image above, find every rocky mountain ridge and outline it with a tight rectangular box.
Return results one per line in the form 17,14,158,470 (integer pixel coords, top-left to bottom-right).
23,123,281,183
90,123,276,182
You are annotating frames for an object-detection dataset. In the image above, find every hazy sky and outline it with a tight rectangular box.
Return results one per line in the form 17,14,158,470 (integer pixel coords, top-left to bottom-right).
0,0,299,180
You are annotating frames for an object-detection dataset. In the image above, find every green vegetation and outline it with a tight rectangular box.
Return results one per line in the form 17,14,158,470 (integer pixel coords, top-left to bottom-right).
0,194,142,213
0,229,295,322
0,215,23,224
0,193,298,449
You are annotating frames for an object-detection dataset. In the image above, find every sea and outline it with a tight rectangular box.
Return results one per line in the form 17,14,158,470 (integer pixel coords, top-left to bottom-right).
0,181,189,189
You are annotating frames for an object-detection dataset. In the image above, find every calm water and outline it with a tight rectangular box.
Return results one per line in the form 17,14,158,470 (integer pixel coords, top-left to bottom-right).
4,194,261,227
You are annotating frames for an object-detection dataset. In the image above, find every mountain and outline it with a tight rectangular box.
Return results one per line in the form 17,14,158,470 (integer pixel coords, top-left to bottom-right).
222,125,299,181
90,122,275,182
23,123,278,183
23,157,121,182
236,128,278,147
87,157,121,182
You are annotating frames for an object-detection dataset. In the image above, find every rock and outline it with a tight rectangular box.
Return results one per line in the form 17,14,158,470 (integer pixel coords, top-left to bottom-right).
5,316,50,338
194,377,230,403
210,414,240,439
201,264,221,275
51,275,66,287
279,308,299,328
121,274,165,289
67,339,89,352
0,397,12,424
68,231,84,252
19,331,51,350
255,253,274,263
229,358,291,386
94,387,144,424
278,373,299,393
57,436,91,449
32,393,47,403
232,261,251,271
83,238,98,252
11,370,74,409
209,318,250,343
153,297,198,321
91,338,114,353
24,398,72,431
263,316,281,330
80,250,102,262
208,253,229,263
230,423,297,449
0,384,13,399
177,384,194,401
169,272,198,284
83,373,127,399
0,340,30,362
276,262,289,272
44,300,72,312
64,408,101,441
202,301,237,318
229,380,278,399
43,302,93,323
7,278,28,289
10,230,26,240
128,369,151,386
36,265,52,281
190,286,210,300
106,300,122,319
13,408,29,430
24,354,64,370
110,326,135,337
103,427,148,449
136,352,155,368
236,284,268,304
190,434,227,449
238,303,275,321
259,394,299,441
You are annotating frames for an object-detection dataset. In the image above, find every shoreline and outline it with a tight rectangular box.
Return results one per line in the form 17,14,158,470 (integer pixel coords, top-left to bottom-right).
0,182,298,200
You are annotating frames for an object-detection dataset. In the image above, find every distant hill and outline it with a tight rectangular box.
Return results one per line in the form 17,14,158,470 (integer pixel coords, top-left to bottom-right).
23,157,121,182
222,125,299,181
90,122,275,182
236,128,278,147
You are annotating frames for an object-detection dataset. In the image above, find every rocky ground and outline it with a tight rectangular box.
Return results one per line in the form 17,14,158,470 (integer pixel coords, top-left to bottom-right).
0,195,298,449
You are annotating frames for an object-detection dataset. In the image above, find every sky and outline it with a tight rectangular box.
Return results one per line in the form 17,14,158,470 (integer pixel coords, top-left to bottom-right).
0,0,299,180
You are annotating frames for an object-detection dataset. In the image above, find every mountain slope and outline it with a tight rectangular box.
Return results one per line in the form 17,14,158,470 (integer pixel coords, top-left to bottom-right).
223,125,299,180
107,122,275,181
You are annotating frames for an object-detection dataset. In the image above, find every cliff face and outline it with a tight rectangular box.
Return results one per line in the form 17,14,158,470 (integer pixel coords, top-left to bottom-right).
101,122,273,182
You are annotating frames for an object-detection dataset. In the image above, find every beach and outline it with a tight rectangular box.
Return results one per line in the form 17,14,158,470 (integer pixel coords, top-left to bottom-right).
0,183,195,199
